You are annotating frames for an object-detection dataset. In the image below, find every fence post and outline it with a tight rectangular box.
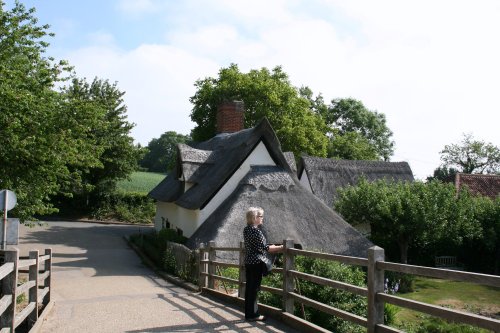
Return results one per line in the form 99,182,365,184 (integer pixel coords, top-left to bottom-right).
1,249,18,332
28,250,40,326
367,246,385,333
198,243,207,290
238,241,246,298
283,239,295,314
43,248,52,304
208,241,216,289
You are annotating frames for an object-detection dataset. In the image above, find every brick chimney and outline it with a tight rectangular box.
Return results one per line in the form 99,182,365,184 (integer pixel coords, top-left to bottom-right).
217,100,245,134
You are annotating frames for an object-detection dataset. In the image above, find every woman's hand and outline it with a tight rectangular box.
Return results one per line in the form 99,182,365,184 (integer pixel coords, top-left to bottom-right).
268,244,284,253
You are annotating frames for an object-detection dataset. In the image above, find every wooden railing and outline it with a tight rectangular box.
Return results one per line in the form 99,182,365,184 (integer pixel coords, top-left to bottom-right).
198,240,500,333
0,248,52,332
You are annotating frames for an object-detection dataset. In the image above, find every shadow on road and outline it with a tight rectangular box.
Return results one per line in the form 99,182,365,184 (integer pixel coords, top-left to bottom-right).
18,222,154,277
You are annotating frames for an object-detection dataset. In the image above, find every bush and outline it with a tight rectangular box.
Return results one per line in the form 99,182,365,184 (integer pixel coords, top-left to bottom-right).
130,229,189,279
257,254,379,333
91,191,155,223
385,271,415,293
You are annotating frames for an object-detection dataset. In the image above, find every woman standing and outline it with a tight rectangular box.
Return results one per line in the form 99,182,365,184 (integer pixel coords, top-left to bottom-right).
243,207,283,321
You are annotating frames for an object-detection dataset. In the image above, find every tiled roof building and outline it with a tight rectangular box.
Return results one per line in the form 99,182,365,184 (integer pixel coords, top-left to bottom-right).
454,173,500,199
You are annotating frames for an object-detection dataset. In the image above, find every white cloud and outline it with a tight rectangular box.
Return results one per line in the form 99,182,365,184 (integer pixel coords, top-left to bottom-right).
65,43,219,144
60,0,500,180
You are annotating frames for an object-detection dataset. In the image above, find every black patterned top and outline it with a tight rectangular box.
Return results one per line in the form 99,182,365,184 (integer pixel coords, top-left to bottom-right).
243,225,269,265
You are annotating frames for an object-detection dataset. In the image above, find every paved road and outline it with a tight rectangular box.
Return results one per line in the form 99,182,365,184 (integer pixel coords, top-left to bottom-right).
16,221,299,333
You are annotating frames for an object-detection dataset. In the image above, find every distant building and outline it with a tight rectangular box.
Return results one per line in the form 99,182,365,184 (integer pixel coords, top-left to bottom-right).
149,101,372,257
298,156,415,208
453,173,500,199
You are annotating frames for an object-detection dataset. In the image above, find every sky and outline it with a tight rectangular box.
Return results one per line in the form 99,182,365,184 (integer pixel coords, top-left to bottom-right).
4,0,500,180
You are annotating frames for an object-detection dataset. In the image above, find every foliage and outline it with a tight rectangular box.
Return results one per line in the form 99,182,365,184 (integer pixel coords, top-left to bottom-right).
318,98,394,161
460,196,500,274
335,179,481,264
427,166,459,182
130,229,187,265
60,77,141,208
440,133,500,174
0,3,141,220
258,255,374,333
190,64,329,158
385,271,415,293
91,191,155,224
0,2,93,220
140,131,190,173
116,171,165,195
327,130,379,160
130,229,195,282
162,247,176,274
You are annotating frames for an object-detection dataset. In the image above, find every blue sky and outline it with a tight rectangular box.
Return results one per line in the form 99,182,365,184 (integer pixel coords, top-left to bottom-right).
4,0,500,179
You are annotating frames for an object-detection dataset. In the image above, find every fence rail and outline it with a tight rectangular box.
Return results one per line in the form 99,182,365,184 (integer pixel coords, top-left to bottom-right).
198,240,500,333
0,248,52,332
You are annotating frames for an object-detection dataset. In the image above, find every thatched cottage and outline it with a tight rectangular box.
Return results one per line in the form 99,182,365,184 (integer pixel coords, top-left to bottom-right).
298,156,415,209
149,101,373,257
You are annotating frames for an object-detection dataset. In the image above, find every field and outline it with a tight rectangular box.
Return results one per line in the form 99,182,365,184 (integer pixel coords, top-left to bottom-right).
117,171,165,194
394,277,500,332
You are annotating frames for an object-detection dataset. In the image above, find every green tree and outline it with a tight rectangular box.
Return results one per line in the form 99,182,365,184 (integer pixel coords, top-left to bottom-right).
318,98,394,161
190,64,328,158
426,166,458,182
327,130,379,160
335,179,480,264
462,196,500,274
140,131,191,173
440,133,500,174
60,78,141,206
0,1,90,220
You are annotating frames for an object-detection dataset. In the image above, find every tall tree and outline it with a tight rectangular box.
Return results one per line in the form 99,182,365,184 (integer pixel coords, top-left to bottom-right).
318,98,394,161
61,78,141,203
440,133,500,174
140,131,191,173
190,64,328,158
0,2,91,219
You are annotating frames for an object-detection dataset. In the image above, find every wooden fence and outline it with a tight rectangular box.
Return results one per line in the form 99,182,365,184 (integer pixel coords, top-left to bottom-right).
198,240,500,333
0,248,52,332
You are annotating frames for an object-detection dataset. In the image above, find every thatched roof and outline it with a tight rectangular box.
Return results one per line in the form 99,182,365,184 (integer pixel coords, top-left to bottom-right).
454,173,500,199
185,165,373,258
299,156,414,208
149,118,292,208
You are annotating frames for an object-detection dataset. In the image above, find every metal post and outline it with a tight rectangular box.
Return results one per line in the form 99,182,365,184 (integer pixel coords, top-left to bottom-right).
238,241,246,298
283,239,295,314
367,246,385,333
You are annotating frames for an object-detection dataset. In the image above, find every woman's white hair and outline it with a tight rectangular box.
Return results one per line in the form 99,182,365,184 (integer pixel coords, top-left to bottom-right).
246,207,263,225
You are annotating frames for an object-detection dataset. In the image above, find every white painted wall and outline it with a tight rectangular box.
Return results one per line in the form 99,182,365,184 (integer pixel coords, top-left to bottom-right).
154,141,276,237
154,201,200,236
154,201,176,230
